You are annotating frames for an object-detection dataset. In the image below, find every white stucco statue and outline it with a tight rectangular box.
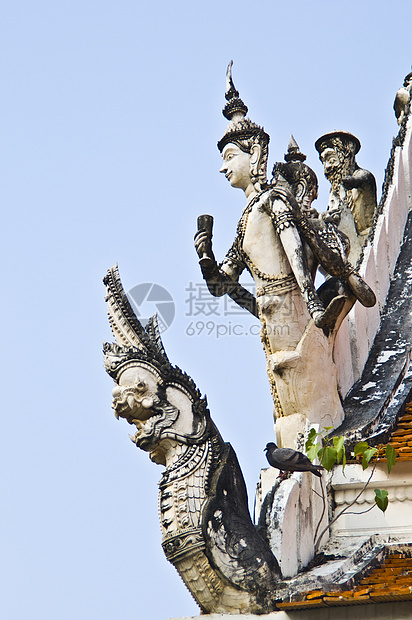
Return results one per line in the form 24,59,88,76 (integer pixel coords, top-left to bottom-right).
195,63,375,448
315,130,378,264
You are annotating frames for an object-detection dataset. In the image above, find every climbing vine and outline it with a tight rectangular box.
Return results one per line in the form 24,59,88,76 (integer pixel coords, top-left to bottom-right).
305,427,397,551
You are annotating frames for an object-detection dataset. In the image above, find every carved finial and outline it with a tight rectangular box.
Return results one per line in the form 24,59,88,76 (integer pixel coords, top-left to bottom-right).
225,60,239,100
284,135,306,163
222,61,248,121
218,63,269,153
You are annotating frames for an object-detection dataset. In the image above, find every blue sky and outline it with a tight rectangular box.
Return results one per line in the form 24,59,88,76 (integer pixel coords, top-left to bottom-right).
1,2,411,619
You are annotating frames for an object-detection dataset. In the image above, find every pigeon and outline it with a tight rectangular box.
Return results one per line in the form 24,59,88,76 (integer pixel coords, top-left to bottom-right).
264,442,323,478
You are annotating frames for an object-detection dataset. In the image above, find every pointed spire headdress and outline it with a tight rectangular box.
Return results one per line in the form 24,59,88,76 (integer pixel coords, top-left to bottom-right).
217,61,270,153
272,135,318,196
284,134,306,163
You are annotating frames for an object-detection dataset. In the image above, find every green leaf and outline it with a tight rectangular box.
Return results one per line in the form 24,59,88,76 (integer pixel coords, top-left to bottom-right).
307,427,318,440
386,444,396,474
333,435,344,449
362,447,378,470
321,446,338,471
306,444,321,462
305,428,318,451
342,450,347,473
333,436,345,464
354,441,369,456
374,488,389,512
322,427,333,447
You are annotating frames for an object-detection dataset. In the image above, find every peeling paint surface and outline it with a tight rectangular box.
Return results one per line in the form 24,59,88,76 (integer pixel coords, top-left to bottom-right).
336,211,412,443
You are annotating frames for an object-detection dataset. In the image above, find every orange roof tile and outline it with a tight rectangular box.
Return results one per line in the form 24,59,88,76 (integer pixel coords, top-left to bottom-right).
278,553,412,610
349,406,412,465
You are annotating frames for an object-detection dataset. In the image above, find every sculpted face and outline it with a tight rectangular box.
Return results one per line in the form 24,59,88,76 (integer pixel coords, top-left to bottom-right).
320,147,341,180
220,143,252,191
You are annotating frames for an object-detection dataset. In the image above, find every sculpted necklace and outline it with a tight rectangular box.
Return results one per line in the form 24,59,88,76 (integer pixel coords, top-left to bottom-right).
236,191,295,284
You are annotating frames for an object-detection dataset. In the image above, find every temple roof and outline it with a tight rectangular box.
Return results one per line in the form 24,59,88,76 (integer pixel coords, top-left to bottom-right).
337,208,412,447
278,552,412,610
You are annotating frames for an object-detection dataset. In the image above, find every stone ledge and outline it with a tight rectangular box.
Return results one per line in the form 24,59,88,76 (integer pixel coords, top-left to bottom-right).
169,614,290,620
169,600,412,619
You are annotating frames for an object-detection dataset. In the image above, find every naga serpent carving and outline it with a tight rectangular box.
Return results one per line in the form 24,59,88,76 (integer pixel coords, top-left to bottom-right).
103,265,281,614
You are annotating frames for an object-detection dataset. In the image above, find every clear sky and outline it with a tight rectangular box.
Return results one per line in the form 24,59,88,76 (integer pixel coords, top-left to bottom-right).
1,2,411,619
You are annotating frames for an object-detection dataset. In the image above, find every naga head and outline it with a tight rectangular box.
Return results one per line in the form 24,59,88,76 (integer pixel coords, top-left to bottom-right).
103,266,212,465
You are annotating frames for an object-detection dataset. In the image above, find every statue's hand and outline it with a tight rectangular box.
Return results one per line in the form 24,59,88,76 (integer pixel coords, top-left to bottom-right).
269,350,300,371
322,208,341,226
308,207,320,219
194,229,215,262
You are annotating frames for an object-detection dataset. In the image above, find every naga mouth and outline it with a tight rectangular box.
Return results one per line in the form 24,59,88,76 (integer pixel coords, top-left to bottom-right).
131,427,154,452
130,412,163,450
132,419,144,434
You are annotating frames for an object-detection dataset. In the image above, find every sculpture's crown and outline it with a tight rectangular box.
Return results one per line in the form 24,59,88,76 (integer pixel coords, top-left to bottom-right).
272,136,318,194
315,130,361,155
284,134,306,163
217,61,269,153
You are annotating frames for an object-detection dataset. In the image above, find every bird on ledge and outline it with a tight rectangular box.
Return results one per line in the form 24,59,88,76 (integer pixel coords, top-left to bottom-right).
264,442,324,478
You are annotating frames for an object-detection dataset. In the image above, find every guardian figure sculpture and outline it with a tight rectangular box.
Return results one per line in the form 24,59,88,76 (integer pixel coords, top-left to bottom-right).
195,63,375,447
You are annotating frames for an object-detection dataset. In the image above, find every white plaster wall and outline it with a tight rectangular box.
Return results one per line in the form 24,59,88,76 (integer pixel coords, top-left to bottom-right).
372,215,391,311
403,122,412,203
254,469,320,576
331,462,412,538
348,245,381,381
266,476,300,577
297,472,314,569
254,467,278,520
334,114,412,396
333,315,353,398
